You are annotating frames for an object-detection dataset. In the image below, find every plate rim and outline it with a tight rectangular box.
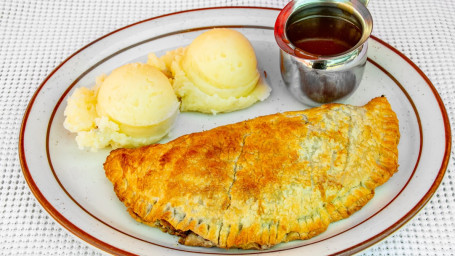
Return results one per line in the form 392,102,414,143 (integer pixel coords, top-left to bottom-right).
18,6,452,256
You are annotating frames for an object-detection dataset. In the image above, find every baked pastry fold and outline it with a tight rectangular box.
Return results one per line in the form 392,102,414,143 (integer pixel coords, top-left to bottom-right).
104,97,400,250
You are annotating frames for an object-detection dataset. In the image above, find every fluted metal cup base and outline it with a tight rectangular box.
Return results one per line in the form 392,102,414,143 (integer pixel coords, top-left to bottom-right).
280,42,368,106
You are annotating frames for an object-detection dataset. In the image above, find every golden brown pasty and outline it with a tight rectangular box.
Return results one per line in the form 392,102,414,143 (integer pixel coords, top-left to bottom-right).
104,96,400,250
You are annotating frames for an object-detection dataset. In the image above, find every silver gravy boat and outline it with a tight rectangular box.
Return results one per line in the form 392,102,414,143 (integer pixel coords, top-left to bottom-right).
275,0,373,106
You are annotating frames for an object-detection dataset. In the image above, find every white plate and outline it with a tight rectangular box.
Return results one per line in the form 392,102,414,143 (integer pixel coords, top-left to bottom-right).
19,7,451,256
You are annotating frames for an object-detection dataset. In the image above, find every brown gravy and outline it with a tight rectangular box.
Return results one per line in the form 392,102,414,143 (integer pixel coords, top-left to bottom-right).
286,15,362,56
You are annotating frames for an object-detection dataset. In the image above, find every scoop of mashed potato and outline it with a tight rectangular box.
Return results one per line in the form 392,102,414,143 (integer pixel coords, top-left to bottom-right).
148,28,271,114
63,63,179,151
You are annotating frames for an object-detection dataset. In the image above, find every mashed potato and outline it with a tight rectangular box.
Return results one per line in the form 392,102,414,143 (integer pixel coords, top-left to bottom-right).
63,63,179,151
148,28,271,114
64,29,271,150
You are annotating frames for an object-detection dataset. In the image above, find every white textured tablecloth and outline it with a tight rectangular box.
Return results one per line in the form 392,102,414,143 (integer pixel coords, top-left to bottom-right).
1,0,454,255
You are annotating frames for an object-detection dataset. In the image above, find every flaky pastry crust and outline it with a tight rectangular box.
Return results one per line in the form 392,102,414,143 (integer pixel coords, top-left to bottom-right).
104,97,400,250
